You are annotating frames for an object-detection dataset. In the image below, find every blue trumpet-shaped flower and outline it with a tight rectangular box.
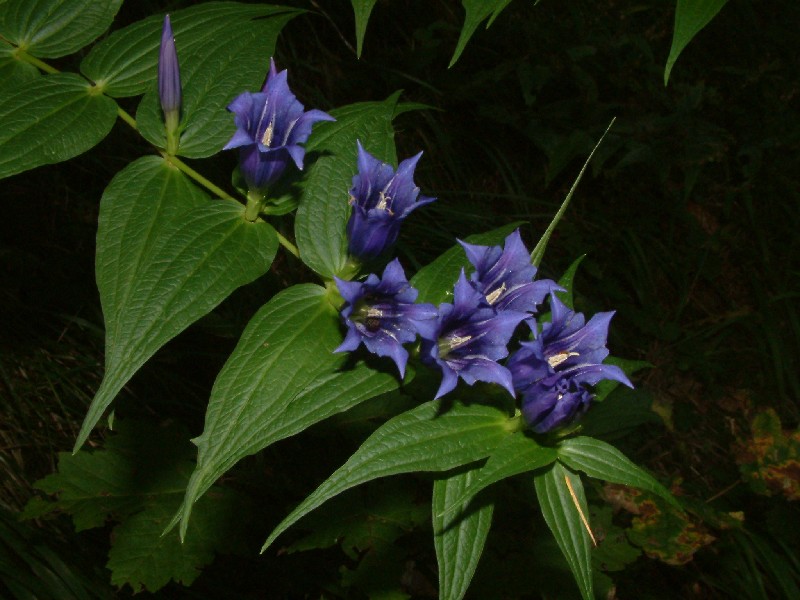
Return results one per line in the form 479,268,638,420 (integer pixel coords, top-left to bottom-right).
507,293,633,433
346,141,436,260
421,270,528,399
460,229,561,313
158,15,181,154
335,259,438,378
224,58,334,192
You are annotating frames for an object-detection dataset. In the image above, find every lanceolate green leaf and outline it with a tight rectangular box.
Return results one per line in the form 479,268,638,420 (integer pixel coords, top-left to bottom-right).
262,400,513,552
81,3,300,98
554,255,585,310
433,468,494,600
0,73,117,180
557,436,680,509
664,0,729,85
530,119,615,268
440,431,557,516
410,223,522,306
534,463,594,600
136,9,300,157
294,94,400,278
0,0,122,59
177,284,399,539
76,158,278,450
449,0,514,68
351,0,378,58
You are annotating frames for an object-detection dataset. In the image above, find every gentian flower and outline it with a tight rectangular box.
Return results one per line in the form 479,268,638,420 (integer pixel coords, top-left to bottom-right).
507,293,633,433
223,58,334,192
420,270,528,399
335,259,438,378
459,229,561,313
158,15,181,155
346,141,436,260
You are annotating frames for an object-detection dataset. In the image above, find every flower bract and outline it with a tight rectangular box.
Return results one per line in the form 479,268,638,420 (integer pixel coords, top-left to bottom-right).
223,58,334,191
335,259,438,378
507,293,633,433
346,141,435,260
421,270,528,399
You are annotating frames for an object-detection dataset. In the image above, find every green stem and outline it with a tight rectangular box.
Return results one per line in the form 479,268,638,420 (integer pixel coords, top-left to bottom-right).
324,278,345,310
505,410,528,433
16,49,139,132
164,154,237,201
164,112,180,155
116,107,137,130
15,49,58,74
276,231,300,259
244,190,266,222
14,48,302,263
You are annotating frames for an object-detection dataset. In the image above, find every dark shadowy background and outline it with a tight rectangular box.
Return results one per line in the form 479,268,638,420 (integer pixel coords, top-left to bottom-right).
2,0,798,597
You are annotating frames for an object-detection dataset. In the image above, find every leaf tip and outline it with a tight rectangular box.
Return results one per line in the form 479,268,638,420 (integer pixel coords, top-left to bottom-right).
664,62,674,86
162,508,182,539
260,537,274,554
72,427,90,455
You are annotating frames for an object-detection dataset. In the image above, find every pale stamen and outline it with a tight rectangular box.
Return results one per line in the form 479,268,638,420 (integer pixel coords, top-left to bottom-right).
485,282,507,305
376,191,394,214
261,122,274,146
445,334,471,351
547,351,580,369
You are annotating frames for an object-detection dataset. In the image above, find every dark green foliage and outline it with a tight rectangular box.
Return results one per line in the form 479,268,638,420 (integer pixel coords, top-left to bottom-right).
0,508,114,600
23,420,251,593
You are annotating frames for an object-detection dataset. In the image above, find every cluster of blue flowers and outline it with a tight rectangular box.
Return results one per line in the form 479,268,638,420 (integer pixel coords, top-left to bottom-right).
156,18,632,434
335,227,632,433
325,140,633,433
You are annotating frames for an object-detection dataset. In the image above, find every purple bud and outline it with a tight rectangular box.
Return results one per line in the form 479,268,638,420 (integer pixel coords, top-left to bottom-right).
158,15,181,117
